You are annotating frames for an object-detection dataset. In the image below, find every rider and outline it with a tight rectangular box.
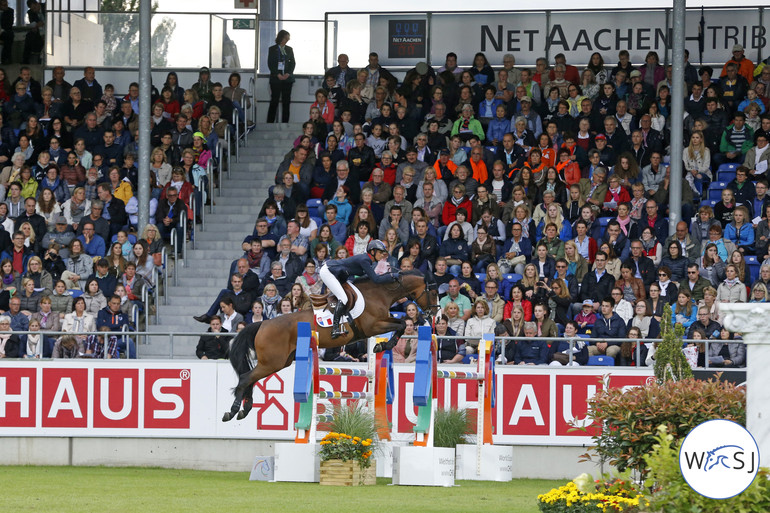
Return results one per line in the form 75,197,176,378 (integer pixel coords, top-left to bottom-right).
319,239,400,338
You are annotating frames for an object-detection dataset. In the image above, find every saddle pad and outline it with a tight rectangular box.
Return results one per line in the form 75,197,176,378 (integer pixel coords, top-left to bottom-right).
313,282,365,328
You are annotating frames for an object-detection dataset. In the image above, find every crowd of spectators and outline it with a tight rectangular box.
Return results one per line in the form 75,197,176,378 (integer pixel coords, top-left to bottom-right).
195,47,770,366
0,63,246,360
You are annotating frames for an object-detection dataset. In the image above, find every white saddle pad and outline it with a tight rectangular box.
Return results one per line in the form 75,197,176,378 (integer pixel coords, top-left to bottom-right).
313,282,365,328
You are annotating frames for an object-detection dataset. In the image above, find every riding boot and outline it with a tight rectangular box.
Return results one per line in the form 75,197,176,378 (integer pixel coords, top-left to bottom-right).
331,300,349,339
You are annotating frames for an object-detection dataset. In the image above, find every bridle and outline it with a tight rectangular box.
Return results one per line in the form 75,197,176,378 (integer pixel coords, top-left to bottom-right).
397,274,440,316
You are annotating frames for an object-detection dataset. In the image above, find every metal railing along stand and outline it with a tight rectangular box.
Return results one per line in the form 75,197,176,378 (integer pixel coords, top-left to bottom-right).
233,109,240,162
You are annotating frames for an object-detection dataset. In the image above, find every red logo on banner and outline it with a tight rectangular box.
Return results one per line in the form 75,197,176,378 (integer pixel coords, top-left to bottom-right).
143,369,190,429
254,373,289,431
554,374,604,436
500,374,550,436
0,367,36,427
42,368,88,428
93,368,139,428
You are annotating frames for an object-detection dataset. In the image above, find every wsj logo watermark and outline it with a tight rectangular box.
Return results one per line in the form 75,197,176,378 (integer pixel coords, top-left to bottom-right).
679,419,760,499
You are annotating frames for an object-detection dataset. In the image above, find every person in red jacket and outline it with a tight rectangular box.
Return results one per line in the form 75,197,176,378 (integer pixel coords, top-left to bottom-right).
555,148,581,186
442,183,473,226
602,175,631,216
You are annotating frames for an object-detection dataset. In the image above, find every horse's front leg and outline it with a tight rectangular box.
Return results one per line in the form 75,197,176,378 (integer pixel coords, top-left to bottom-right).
371,317,407,352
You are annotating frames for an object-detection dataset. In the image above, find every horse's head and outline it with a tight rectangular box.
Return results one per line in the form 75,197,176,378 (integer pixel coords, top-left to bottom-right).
400,271,439,317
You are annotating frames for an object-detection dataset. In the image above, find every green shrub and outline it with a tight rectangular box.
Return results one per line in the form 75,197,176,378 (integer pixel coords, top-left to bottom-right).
581,376,745,476
654,303,693,383
644,425,770,513
327,401,380,444
433,407,473,448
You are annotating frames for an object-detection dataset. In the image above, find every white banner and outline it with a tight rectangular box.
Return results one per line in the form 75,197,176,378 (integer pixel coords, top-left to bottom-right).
371,9,767,67
1,360,655,446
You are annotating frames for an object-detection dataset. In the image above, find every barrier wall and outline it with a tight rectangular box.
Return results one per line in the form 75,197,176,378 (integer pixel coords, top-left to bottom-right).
0,360,653,445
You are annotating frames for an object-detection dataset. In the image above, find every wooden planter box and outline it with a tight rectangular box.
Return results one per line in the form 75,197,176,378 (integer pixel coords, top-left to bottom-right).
319,459,376,486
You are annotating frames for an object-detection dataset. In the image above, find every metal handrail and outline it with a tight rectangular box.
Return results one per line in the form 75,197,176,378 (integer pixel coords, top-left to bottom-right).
170,227,178,286
181,214,188,266
153,266,160,324
161,246,168,305
233,108,240,162
191,193,196,250
206,159,214,216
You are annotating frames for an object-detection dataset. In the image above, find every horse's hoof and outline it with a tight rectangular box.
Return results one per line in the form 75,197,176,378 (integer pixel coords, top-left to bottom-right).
373,343,383,353
222,412,233,422
237,410,248,420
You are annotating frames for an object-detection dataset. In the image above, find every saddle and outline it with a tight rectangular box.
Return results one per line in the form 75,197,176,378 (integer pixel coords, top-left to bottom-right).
309,283,357,311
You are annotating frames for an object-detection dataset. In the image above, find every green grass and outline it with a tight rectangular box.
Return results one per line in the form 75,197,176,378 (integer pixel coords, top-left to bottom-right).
3,465,561,513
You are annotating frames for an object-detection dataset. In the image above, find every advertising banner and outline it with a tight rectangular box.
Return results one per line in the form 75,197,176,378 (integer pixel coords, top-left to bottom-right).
1,361,654,445
370,9,765,67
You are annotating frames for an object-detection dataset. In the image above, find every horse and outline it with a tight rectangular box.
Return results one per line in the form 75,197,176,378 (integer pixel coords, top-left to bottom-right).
222,270,439,422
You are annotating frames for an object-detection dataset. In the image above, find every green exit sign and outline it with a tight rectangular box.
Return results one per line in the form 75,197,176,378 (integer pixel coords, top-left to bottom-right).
233,18,255,30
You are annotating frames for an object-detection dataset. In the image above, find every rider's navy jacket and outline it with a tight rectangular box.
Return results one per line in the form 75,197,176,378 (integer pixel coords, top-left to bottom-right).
324,253,398,284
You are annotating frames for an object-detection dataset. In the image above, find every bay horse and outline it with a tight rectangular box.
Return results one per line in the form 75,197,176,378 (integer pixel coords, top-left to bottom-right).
222,270,438,422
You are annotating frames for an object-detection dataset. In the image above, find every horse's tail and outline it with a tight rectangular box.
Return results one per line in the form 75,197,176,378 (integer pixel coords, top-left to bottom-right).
229,321,261,377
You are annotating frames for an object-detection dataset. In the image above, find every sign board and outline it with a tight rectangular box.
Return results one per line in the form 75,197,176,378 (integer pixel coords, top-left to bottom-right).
233,18,255,30
387,19,426,60
371,8,767,66
234,0,257,8
0,360,654,446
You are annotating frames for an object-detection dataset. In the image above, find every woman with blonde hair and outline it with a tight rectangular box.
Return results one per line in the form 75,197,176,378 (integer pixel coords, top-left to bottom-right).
260,283,281,319
150,147,172,190
18,277,42,315
443,301,466,336
563,240,589,282
683,131,711,199
464,298,496,353
0,152,25,198
24,255,53,294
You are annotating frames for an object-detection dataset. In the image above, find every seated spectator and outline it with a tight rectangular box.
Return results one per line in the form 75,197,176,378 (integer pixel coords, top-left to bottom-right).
716,263,747,303
84,326,119,359
659,240,689,282
77,220,106,257
708,328,746,367
574,299,597,334
194,273,254,324
724,205,754,254
196,316,228,360
0,315,20,358
83,278,107,316
549,321,589,366
18,277,41,316
96,294,135,358
513,321,549,365
627,300,660,339
62,239,92,290
590,297,627,360
258,283,281,319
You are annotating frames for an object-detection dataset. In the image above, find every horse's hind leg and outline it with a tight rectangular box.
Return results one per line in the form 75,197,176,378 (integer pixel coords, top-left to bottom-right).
235,362,276,420
222,371,251,422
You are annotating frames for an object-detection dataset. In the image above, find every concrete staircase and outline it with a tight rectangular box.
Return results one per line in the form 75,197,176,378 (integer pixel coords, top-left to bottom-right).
142,123,304,358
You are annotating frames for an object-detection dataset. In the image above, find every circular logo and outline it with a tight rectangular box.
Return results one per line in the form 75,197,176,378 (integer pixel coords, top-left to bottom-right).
179,369,190,380
679,419,759,499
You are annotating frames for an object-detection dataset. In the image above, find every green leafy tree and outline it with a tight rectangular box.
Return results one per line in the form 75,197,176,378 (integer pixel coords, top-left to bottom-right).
654,303,693,383
100,0,176,67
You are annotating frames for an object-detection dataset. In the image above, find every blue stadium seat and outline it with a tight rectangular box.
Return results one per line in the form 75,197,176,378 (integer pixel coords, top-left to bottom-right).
389,311,406,319
597,217,611,228
717,170,736,182
306,198,322,217
504,273,522,283
746,256,760,284
718,163,739,173
708,188,725,201
700,199,718,209
310,216,323,228
587,355,615,366
475,273,486,282
67,289,83,298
